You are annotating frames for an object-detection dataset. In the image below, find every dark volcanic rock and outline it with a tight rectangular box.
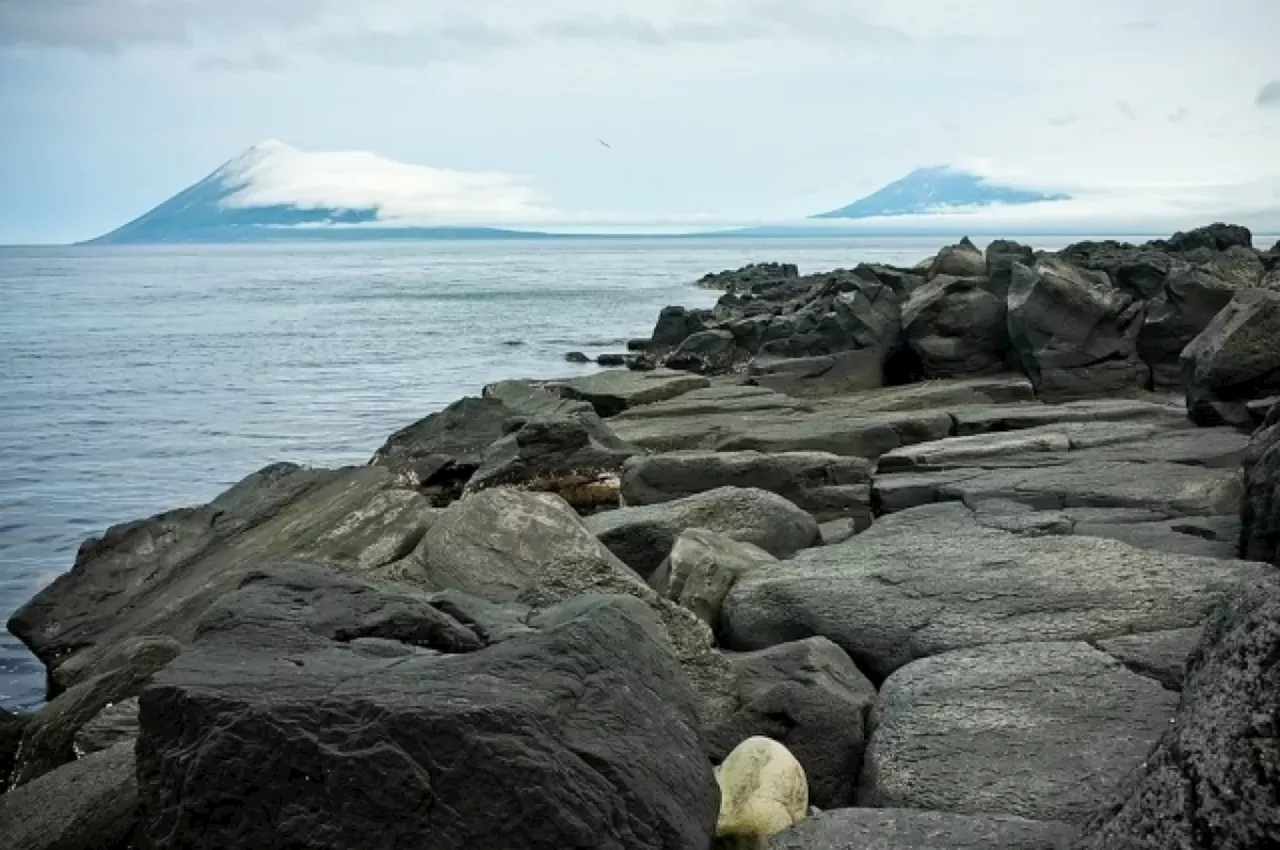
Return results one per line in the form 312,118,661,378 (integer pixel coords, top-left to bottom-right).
135,567,719,850
986,239,1037,295
928,237,986,279
666,328,738,374
564,350,590,363
902,274,1010,377
0,741,138,850
0,708,27,788
1072,582,1280,850
371,396,510,487
1007,257,1149,400
1056,240,1175,300
772,808,1077,850
556,369,711,417
697,261,799,293
1181,289,1280,427
1241,402,1280,564
706,637,876,809
650,305,709,350
585,486,820,578
1151,221,1254,253
73,696,141,756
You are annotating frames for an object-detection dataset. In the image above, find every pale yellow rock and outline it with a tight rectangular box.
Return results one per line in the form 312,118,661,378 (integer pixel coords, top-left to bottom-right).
714,736,808,850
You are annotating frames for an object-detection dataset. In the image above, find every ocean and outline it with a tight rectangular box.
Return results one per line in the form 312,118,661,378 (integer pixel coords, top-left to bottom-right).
0,234,1143,708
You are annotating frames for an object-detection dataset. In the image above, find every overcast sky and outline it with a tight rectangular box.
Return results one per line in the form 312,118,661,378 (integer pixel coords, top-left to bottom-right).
1,0,1278,243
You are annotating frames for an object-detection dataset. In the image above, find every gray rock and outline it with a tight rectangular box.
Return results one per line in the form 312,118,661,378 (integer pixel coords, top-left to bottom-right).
1007,257,1149,400
1241,406,1280,564
858,642,1178,823
135,568,720,850
986,239,1038,295
556,369,711,417
950,399,1182,436
903,275,1010,377
564,350,590,363
697,262,799,293
649,529,776,632
1056,240,1175,300
0,741,137,850
770,808,1077,850
852,262,926,297
1094,627,1203,690
666,328,738,373
586,487,820,578
1153,221,1254,253
707,637,876,809
650,305,709,349
73,697,140,756
819,518,858,546
597,352,627,367
1072,582,1280,850
1075,515,1240,560
722,502,1274,680
621,450,873,524
0,708,26,786
1181,289,1280,427
749,348,887,397
371,396,511,486
928,237,987,279
7,463,427,688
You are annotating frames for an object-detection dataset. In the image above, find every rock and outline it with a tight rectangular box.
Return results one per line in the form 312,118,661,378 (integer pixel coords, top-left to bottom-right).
6,463,427,688
0,708,27,787
464,413,634,509
852,263,926,297
651,305,709,349
721,502,1273,681
928,237,986,279
1056,241,1176,300
986,239,1037,294
627,338,650,351
73,696,140,756
393,488,737,724
1072,582,1280,850
371,396,511,488
564,350,590,363
1240,404,1280,564
666,328,738,373
771,808,1078,850
1093,627,1202,690
698,262,800,293
714,736,808,849
556,369,711,417
8,635,178,786
818,518,857,546
1076,515,1241,560
135,569,720,850
1140,262,1262,387
1181,289,1280,427
706,638,876,809
1007,257,1149,400
950,398,1181,436
748,349,887,397
585,487,820,578
596,352,627,366
859,642,1178,823
649,529,776,632
0,741,137,850
1153,221,1253,253
902,275,1010,377
620,450,873,524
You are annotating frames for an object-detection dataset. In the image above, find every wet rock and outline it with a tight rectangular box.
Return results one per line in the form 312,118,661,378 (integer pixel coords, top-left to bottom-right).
1072,582,1280,850
649,529,776,632
586,487,820,578
771,808,1077,850
135,569,720,850
0,741,137,850
621,450,873,524
1007,257,1149,400
722,503,1273,680
707,637,876,809
858,642,1177,823
1181,289,1280,427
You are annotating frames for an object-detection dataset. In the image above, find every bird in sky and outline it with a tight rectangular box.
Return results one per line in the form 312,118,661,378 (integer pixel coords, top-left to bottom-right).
597,139,612,149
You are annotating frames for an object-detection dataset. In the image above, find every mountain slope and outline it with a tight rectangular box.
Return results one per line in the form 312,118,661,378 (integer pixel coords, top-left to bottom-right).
813,166,1069,219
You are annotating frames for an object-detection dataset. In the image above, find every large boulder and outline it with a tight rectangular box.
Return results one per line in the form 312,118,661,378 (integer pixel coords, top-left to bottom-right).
1240,402,1280,563
902,274,1010,377
0,740,138,850
1153,221,1254,253
620,450,873,525
1181,289,1280,427
1072,582,1280,849
1007,257,1149,400
859,642,1178,823
649,529,776,632
928,237,987,279
135,567,720,850
721,503,1274,681
650,305,709,349
772,809,1077,850
986,239,1037,295
370,396,511,492
585,487,820,578
7,463,429,692
1056,240,1176,300
556,369,710,417
754,276,902,367
714,736,809,849
666,328,738,374
706,637,876,809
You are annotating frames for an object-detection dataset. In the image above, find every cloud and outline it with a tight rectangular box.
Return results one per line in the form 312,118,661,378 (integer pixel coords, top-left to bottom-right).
1115,100,1137,121
1258,80,1280,109
1168,107,1191,123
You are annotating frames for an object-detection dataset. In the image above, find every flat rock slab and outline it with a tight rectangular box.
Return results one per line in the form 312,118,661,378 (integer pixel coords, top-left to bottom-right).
722,503,1274,680
555,369,710,416
771,808,1076,850
1094,627,1203,690
858,642,1178,824
949,400,1183,436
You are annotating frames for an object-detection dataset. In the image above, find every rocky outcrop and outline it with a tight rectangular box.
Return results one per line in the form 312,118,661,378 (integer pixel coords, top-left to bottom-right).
697,262,799,293
135,567,720,850
1073,582,1280,849
927,237,986,279
1152,221,1254,254
1007,257,1149,399
902,274,1009,377
771,809,1077,850
650,305,710,349
620,450,873,524
649,529,776,632
858,642,1178,823
371,396,512,493
585,487,820,578
555,369,710,417
0,741,138,850
706,637,876,809
1181,289,1280,427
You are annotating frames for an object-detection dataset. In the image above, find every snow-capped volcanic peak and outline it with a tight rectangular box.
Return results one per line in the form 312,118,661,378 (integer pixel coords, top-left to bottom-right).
214,141,545,220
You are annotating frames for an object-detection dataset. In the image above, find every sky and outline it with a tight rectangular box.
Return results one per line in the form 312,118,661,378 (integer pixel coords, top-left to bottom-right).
1,0,1279,243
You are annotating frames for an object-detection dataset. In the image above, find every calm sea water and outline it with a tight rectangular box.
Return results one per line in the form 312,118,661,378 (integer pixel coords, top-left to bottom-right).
0,234,1148,708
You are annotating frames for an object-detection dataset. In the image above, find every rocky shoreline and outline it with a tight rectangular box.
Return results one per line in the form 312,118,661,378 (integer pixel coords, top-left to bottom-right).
2,223,1279,849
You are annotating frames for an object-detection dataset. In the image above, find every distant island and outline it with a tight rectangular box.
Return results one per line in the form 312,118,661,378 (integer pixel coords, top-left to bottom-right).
812,165,1070,220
